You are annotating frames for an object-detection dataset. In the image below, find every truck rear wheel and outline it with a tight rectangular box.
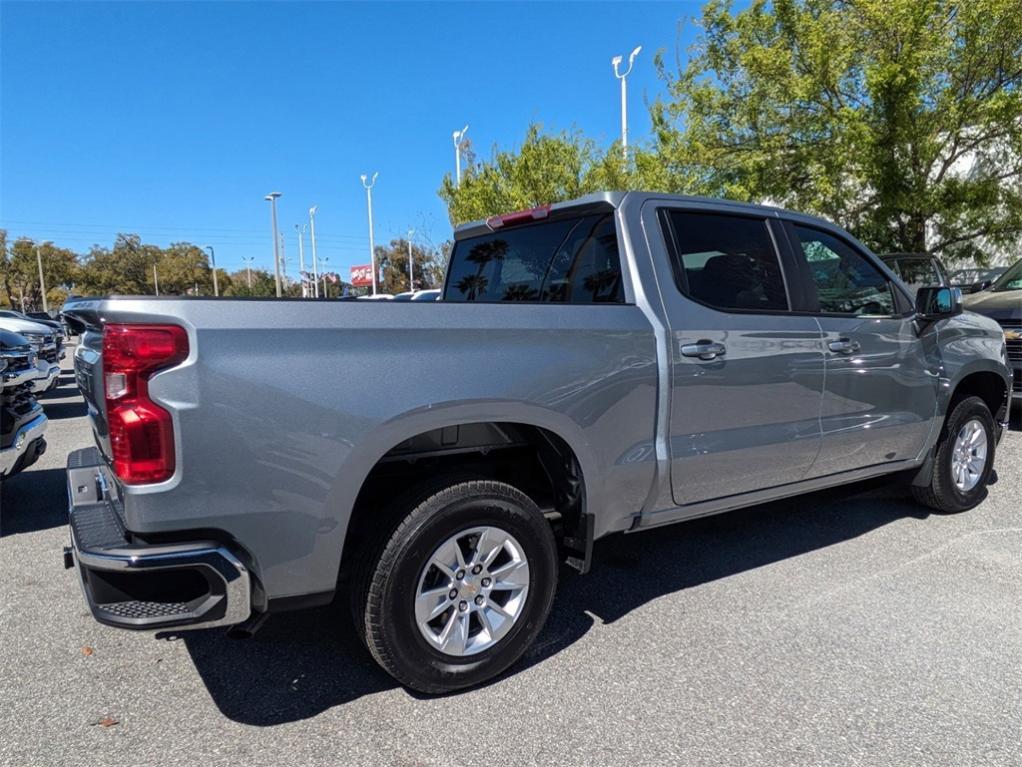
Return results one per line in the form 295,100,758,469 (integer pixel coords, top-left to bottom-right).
353,479,558,693
911,395,996,513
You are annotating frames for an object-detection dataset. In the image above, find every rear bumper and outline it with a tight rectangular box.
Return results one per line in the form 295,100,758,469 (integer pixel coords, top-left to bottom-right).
64,447,252,631
0,413,47,476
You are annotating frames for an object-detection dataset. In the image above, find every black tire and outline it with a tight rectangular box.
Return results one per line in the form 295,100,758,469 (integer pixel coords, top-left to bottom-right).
352,479,558,694
911,395,996,513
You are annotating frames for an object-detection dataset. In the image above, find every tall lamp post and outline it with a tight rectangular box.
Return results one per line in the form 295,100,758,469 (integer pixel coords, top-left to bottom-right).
264,192,283,297
309,206,320,298
295,223,308,297
360,173,379,295
407,228,415,290
452,124,469,186
611,46,641,160
203,245,219,296
35,244,48,313
242,257,254,289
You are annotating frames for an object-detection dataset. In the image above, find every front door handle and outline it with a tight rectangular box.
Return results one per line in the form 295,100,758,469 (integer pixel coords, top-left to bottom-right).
681,341,726,360
828,338,861,354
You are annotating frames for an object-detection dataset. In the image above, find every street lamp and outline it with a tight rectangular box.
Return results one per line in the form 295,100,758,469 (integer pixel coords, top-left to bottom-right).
452,124,469,186
407,228,415,290
203,245,219,297
264,192,283,297
309,205,320,298
611,45,641,160
361,173,379,295
35,244,48,313
295,223,308,297
242,256,254,289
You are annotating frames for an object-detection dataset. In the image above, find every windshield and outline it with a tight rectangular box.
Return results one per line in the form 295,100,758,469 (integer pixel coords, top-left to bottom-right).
991,260,1022,292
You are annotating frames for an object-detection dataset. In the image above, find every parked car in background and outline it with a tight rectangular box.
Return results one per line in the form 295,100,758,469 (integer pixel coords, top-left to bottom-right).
0,315,61,392
61,192,1011,694
0,328,48,477
949,266,1008,294
879,252,948,296
964,258,1022,403
410,289,441,301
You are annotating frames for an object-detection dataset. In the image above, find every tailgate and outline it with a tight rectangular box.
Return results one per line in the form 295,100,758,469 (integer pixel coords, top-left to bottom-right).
73,328,112,462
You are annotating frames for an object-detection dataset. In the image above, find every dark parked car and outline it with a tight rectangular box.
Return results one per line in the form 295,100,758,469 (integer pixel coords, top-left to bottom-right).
949,267,1008,294
880,253,948,296
963,259,1022,403
0,328,48,477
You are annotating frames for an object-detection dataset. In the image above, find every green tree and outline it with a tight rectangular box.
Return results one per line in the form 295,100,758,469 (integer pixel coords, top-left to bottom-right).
438,124,662,226
372,238,447,293
1,231,80,310
653,0,1022,263
223,268,277,297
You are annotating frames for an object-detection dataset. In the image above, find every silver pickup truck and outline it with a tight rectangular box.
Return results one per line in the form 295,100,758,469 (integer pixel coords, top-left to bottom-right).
61,192,1012,693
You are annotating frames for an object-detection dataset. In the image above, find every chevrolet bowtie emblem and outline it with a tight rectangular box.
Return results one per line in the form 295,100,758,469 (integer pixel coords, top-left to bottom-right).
1005,330,1022,341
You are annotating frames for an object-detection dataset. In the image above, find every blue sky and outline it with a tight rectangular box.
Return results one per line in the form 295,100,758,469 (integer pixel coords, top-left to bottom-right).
1,1,703,278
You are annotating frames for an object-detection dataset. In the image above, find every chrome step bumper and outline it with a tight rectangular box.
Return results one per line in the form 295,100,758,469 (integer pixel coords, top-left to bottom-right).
64,448,252,631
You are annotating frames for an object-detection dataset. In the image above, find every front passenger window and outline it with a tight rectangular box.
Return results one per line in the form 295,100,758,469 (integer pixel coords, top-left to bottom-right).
793,225,895,316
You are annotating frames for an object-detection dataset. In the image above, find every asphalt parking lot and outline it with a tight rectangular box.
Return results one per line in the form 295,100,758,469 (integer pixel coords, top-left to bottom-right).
2,350,1020,767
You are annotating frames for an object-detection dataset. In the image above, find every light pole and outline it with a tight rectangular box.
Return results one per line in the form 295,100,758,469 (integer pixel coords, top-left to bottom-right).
611,45,641,160
279,232,287,286
407,228,415,290
203,245,219,296
264,192,283,297
242,256,254,289
309,205,320,298
452,124,468,186
321,257,330,298
361,173,379,295
295,223,308,297
35,244,48,313
153,263,160,296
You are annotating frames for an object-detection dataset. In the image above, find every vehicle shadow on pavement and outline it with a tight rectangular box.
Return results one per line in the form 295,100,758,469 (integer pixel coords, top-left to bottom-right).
0,468,69,535
180,477,927,725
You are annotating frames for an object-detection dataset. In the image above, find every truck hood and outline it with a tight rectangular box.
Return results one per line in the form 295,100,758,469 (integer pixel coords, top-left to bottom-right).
962,289,1022,322
0,317,56,336
0,328,31,350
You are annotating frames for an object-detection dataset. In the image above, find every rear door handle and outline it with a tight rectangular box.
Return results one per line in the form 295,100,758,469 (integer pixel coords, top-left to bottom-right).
828,338,861,354
681,341,726,360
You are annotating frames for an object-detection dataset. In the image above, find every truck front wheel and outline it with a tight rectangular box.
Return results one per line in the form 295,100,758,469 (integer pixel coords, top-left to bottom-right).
911,395,997,513
353,479,559,693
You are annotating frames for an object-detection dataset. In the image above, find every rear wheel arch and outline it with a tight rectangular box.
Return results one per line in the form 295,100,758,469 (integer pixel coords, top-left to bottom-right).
337,419,595,586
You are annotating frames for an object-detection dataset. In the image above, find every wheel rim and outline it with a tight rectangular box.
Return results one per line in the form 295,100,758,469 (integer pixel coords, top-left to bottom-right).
414,526,531,657
951,418,987,493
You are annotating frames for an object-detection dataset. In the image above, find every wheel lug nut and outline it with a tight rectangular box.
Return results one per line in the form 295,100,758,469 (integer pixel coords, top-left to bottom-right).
455,570,465,580
474,596,484,606
481,578,491,587
472,564,482,575
459,601,468,612
449,589,458,600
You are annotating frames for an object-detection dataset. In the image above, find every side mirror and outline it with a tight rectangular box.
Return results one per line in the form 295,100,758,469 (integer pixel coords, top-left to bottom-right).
915,286,963,320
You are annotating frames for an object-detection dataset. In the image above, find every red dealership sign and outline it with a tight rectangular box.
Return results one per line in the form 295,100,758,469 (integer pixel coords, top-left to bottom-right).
350,264,373,287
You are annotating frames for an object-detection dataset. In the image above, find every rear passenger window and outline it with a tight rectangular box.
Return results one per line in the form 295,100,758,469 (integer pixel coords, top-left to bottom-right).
792,225,895,316
665,211,789,312
443,214,624,303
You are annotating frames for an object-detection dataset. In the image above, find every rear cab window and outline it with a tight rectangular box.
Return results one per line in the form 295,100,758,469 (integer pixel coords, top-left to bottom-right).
661,210,790,312
443,213,625,303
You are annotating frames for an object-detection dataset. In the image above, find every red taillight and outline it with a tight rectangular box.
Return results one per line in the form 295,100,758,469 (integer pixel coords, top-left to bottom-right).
103,324,188,484
485,204,551,230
